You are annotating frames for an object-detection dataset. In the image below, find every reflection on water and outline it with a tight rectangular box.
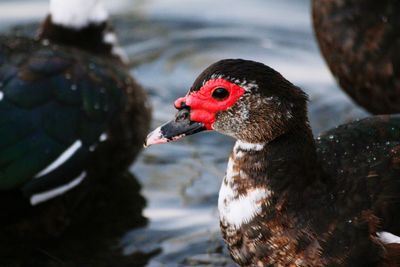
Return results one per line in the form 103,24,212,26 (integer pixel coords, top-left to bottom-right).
0,0,368,266
1,172,150,267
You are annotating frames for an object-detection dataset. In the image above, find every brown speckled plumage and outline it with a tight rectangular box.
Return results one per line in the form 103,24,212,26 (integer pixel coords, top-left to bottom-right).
222,114,400,266
313,0,400,114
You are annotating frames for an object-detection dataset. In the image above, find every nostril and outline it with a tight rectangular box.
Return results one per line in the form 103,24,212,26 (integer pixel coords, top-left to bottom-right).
175,108,190,122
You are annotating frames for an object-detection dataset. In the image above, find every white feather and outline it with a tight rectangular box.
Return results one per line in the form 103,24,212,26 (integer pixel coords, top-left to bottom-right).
103,32,129,63
219,183,270,228
30,171,86,205
218,155,271,228
34,140,82,178
99,133,108,142
377,231,400,244
103,32,117,44
49,0,108,29
234,140,265,151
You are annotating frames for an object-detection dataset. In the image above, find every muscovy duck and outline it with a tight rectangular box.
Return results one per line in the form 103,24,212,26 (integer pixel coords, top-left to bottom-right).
0,0,150,205
145,59,400,266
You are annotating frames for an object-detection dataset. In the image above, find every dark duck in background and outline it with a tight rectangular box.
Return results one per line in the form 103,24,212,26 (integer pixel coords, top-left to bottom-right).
313,0,400,115
0,0,150,264
146,59,400,266
0,0,150,207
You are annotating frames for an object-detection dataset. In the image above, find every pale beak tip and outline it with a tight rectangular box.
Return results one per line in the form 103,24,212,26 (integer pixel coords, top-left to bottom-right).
144,126,170,148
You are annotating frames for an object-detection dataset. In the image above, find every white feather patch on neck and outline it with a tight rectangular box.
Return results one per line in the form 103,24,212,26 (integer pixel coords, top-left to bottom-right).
377,231,400,244
219,184,270,228
234,140,265,151
218,152,271,229
50,0,108,29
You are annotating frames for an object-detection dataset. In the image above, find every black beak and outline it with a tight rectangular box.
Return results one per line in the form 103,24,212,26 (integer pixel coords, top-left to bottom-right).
144,108,206,147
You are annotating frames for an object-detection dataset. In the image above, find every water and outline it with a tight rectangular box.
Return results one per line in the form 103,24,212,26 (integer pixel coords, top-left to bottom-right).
0,0,368,266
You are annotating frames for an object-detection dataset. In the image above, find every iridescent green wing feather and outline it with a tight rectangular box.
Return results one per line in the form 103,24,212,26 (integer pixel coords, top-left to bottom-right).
0,37,126,195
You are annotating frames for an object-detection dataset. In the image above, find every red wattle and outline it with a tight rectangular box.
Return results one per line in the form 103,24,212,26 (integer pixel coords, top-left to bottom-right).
190,109,214,130
173,78,245,130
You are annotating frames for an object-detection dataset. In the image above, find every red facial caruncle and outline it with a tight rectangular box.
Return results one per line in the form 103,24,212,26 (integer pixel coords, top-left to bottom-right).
174,78,246,130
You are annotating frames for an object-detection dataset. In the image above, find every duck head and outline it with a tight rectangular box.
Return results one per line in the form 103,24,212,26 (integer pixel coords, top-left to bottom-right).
145,59,309,146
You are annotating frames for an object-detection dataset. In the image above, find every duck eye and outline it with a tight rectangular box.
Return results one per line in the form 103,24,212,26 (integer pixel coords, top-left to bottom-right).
212,87,229,100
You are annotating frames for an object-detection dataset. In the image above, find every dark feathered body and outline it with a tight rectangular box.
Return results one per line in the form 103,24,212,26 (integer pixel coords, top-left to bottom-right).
312,0,400,114
220,115,400,267
0,34,150,196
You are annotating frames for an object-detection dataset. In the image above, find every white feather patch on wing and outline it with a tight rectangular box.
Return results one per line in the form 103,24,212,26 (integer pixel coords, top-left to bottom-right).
377,231,400,244
30,171,86,205
50,0,108,29
34,140,82,178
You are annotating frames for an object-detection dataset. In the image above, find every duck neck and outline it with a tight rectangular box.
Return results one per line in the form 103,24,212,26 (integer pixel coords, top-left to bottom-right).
219,122,332,229
38,0,127,61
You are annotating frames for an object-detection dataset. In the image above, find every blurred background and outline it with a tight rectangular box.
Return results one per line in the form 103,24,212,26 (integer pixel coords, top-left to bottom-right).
0,0,368,266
